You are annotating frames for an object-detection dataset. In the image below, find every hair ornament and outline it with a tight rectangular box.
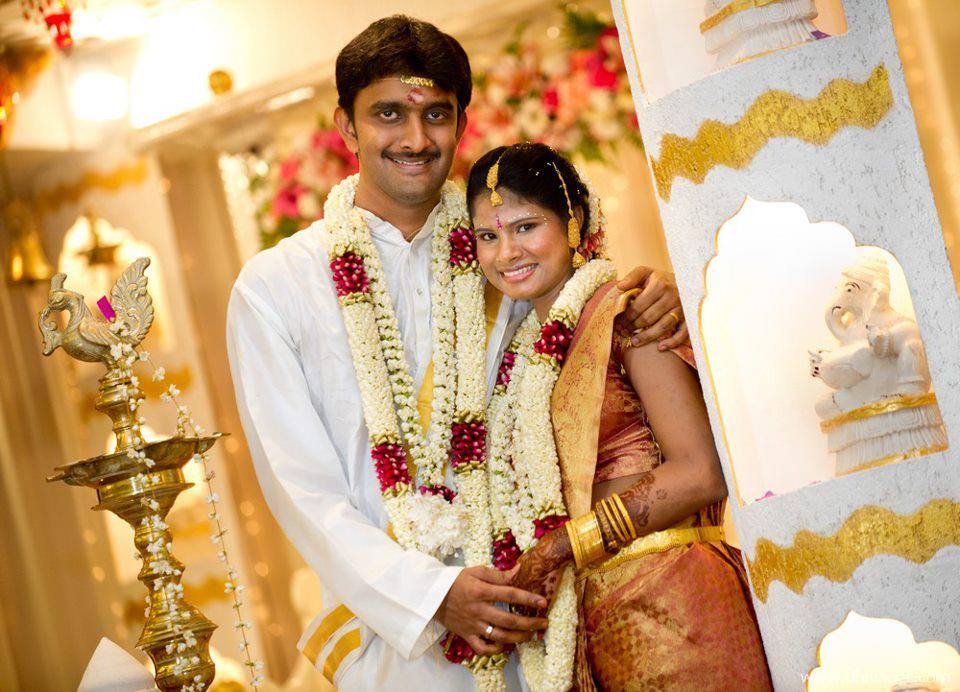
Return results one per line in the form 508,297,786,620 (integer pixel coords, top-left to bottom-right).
487,152,506,207
550,161,582,252
399,75,436,87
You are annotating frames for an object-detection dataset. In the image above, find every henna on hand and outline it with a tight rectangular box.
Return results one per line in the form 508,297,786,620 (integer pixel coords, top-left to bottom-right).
509,529,573,615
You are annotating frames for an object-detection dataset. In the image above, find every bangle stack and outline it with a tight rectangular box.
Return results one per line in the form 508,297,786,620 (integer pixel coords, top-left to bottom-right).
596,494,637,547
565,512,606,569
565,494,638,570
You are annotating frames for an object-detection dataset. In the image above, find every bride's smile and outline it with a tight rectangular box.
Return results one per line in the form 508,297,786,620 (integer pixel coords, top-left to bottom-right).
472,189,579,320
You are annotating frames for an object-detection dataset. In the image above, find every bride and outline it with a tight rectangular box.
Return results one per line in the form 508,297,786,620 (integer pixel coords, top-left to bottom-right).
467,143,772,690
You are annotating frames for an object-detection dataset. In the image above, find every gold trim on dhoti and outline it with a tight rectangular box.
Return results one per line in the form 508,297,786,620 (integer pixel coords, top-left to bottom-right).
819,393,938,432
322,628,362,683
578,525,725,580
301,604,356,666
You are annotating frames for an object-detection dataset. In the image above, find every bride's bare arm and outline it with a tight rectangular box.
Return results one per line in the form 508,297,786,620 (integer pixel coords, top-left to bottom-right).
611,340,727,530
510,342,726,599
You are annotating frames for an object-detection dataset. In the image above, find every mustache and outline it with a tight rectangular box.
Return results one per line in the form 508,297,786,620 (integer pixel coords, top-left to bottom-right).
382,149,441,162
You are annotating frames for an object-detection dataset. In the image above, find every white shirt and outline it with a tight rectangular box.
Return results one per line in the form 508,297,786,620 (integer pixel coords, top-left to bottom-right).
227,207,526,690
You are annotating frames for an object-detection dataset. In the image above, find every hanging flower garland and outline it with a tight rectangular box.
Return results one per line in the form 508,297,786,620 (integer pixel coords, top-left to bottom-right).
485,258,616,691
322,174,498,556
323,174,509,687
104,336,265,690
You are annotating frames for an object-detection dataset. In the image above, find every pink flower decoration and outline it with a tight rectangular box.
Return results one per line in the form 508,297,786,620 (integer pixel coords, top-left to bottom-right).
585,50,618,91
492,531,521,571
442,633,477,665
496,351,516,389
419,484,457,503
371,442,411,492
542,86,559,115
329,252,370,297
312,129,358,167
272,184,305,220
448,226,478,269
534,320,574,365
279,157,301,182
534,514,569,539
450,419,486,468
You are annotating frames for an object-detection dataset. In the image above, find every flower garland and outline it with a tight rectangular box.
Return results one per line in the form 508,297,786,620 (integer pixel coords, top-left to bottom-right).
322,175,506,686
486,258,617,692
323,173,492,555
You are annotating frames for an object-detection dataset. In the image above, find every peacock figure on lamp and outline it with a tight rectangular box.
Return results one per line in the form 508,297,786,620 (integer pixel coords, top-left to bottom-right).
40,257,219,691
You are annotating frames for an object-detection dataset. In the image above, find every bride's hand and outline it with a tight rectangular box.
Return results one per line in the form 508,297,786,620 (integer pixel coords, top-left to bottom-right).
508,529,572,616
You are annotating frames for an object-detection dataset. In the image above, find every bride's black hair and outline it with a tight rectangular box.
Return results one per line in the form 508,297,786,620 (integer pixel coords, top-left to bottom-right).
466,143,591,232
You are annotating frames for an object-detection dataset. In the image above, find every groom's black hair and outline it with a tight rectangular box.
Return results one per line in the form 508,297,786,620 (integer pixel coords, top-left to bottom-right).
336,15,472,119
466,143,592,232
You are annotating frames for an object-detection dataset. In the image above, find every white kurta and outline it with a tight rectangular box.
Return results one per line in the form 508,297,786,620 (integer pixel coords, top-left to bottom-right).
227,207,526,690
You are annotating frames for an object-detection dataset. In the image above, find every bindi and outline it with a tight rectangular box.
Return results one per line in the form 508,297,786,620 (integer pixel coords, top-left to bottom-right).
496,215,503,230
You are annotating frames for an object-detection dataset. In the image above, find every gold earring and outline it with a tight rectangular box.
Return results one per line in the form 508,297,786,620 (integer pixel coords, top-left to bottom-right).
550,162,582,253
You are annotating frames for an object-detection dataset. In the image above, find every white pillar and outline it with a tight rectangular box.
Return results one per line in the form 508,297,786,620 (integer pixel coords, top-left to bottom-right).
612,0,960,687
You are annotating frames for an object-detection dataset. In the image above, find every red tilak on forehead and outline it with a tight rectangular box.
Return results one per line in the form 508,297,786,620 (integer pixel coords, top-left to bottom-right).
496,215,503,230
406,88,425,104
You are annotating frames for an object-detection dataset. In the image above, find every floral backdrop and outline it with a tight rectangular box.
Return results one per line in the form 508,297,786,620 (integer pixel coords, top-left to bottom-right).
248,6,642,249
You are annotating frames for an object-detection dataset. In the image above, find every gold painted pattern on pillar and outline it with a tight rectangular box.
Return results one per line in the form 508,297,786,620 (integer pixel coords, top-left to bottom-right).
747,498,960,602
652,64,894,201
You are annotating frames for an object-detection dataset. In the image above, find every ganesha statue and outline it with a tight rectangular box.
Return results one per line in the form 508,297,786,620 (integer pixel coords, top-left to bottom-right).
808,249,948,476
701,0,827,70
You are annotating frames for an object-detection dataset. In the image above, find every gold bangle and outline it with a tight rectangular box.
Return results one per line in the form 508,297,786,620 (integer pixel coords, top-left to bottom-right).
595,502,620,553
569,512,605,569
610,494,637,541
605,497,632,544
597,499,626,546
565,520,584,569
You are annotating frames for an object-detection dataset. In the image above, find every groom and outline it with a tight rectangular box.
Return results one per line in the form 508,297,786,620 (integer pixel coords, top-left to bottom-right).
227,14,685,690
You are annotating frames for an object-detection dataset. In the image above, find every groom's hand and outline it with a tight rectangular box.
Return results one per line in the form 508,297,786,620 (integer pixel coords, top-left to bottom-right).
618,266,688,350
435,566,549,656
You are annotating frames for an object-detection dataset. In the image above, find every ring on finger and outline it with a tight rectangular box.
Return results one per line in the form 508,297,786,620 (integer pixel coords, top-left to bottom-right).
484,624,494,637
663,310,680,332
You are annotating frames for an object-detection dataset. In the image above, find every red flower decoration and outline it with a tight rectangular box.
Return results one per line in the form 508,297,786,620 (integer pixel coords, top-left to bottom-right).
371,443,411,492
330,252,370,297
271,183,305,220
533,514,569,539
492,531,521,571
533,320,574,365
496,351,516,389
585,50,618,91
450,419,487,469
449,226,478,269
419,484,457,503
542,87,559,116
442,632,477,664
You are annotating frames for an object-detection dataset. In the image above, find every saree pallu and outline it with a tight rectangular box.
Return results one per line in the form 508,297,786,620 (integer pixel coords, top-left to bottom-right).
552,283,772,691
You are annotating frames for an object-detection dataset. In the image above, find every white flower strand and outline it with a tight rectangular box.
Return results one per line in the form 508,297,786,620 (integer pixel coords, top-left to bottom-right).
138,349,265,688
322,175,491,558
322,175,503,687
326,176,460,487
486,259,616,692
107,341,213,689
486,314,540,547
